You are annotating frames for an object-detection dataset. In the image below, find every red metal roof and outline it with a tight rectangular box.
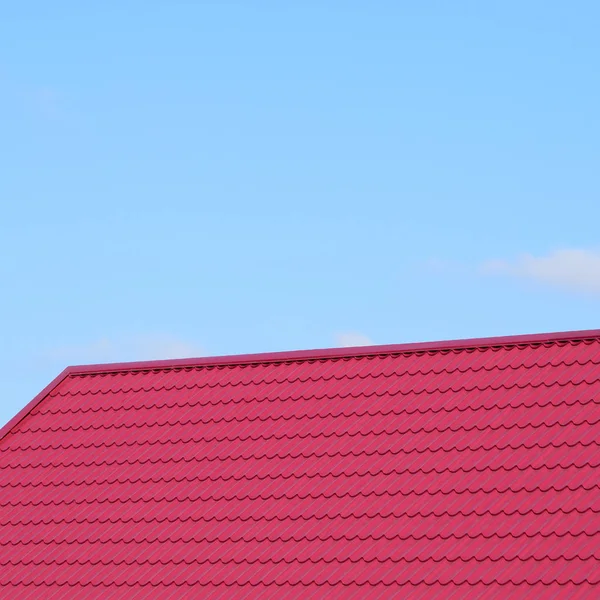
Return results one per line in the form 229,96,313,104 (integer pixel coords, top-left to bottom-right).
1,329,599,598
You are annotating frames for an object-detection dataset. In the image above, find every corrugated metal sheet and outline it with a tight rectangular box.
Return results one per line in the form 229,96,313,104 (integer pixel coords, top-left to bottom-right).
1,331,599,597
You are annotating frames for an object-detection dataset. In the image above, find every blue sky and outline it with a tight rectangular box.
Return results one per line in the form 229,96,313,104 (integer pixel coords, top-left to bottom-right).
2,1,600,426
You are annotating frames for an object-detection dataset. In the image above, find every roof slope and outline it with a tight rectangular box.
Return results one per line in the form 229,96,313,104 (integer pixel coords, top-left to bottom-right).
1,330,599,598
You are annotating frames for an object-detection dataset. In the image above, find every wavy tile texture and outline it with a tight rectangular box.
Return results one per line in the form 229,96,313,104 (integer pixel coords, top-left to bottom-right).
1,336,600,598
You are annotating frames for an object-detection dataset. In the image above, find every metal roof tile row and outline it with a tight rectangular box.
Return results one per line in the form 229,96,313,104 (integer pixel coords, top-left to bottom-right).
1,330,599,597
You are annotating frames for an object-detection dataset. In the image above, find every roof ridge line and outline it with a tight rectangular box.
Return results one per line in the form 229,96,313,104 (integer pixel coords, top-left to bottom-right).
65,328,600,376
2,328,599,445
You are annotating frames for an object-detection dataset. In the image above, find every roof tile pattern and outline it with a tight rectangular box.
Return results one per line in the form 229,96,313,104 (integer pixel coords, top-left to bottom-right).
1,333,600,597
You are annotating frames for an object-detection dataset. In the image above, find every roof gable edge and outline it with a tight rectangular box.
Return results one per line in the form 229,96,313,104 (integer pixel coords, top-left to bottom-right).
0,367,74,444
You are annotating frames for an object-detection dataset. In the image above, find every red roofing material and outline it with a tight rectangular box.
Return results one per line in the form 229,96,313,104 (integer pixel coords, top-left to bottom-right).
1,329,599,598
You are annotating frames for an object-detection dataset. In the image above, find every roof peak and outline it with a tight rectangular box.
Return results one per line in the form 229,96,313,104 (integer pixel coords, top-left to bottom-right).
64,328,600,376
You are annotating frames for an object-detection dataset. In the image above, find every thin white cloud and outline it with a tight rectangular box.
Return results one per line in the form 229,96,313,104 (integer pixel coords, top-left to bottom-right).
45,334,204,365
334,332,374,347
481,249,600,294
